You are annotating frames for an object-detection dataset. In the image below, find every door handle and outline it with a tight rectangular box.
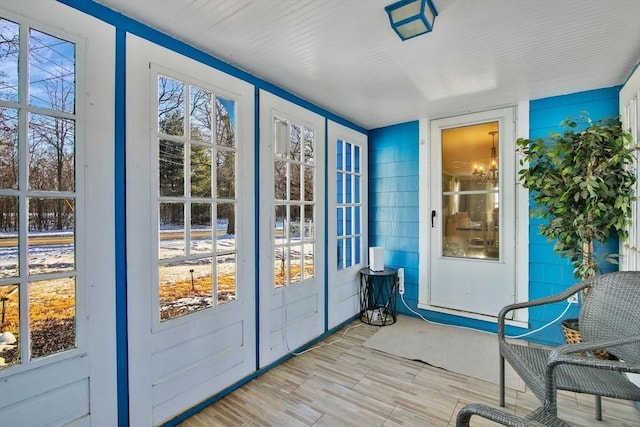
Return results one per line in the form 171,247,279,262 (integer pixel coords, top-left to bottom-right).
431,210,436,228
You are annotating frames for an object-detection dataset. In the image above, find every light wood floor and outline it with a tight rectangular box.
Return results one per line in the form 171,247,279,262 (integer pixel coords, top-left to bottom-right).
178,320,640,426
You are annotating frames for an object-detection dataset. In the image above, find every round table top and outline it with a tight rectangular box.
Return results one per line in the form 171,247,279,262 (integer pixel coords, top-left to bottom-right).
359,266,397,276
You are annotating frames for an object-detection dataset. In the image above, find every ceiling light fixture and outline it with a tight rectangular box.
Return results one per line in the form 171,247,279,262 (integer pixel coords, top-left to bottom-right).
385,0,438,41
472,131,499,185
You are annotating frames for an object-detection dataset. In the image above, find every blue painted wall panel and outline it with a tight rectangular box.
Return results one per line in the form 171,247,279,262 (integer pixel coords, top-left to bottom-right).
526,86,621,344
368,121,421,319
368,86,623,343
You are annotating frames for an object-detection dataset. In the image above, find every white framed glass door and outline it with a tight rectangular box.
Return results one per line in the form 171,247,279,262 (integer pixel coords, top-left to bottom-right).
258,90,325,368
327,121,367,328
427,108,516,317
0,3,117,425
125,36,255,426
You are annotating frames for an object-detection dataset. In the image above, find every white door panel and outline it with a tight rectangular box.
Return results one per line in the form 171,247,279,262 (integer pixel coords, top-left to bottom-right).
428,108,516,317
327,122,368,329
258,90,325,367
0,3,117,425
126,35,255,426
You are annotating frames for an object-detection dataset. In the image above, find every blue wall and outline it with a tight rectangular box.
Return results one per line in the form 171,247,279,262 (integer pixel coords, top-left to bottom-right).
526,86,621,344
368,122,420,315
368,86,622,344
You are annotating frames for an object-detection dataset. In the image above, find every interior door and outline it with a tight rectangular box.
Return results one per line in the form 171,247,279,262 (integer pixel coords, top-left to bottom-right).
258,90,325,368
429,108,516,317
126,36,255,426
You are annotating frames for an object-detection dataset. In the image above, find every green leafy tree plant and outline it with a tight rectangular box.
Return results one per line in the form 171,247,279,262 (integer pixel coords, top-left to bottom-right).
517,113,636,281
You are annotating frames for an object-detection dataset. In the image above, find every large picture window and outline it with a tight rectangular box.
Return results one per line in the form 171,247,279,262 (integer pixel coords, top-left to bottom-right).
0,17,78,369
156,74,238,321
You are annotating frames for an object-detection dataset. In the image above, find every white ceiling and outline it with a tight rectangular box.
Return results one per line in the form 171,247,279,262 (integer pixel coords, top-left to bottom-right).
95,0,640,130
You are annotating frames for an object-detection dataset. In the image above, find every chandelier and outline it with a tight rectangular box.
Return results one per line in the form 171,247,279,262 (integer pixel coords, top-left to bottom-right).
472,130,498,185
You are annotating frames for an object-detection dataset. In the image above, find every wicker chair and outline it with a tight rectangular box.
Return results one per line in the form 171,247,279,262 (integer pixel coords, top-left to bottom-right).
456,402,571,426
498,271,640,421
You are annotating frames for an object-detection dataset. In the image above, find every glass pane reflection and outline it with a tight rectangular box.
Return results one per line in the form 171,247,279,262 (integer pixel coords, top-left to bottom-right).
0,19,19,103
0,284,20,368
29,29,75,113
159,202,185,259
0,109,19,190
0,197,18,278
28,197,75,275
159,258,213,321
442,192,499,260
28,114,75,192
30,277,76,359
217,253,236,304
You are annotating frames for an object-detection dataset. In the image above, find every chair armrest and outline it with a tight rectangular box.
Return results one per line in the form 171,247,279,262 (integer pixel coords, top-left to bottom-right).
552,333,640,358
456,403,532,427
456,403,572,427
547,333,640,374
498,280,589,338
541,334,640,406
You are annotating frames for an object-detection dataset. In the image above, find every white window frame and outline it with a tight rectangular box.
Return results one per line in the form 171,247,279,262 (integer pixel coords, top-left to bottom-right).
0,7,87,375
620,66,640,271
327,121,367,329
150,65,242,329
0,2,117,425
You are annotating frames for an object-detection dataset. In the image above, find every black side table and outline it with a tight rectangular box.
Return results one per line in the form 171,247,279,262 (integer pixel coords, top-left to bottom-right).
359,267,398,326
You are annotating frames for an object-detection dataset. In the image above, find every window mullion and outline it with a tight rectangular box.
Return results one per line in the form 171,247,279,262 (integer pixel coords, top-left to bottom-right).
17,23,30,365
19,24,28,106
18,193,29,363
185,144,192,257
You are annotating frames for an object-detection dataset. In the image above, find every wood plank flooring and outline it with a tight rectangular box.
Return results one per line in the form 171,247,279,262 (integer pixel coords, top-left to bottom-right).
178,320,640,426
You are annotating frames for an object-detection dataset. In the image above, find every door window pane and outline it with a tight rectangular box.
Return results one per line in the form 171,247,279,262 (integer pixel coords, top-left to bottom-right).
189,86,212,142
441,123,499,260
303,166,314,202
0,109,19,189
28,114,75,192
304,204,314,239
289,124,301,162
29,29,75,113
190,144,211,198
217,203,236,252
215,96,235,147
0,284,19,367
30,277,76,359
159,202,185,260
217,253,236,304
190,203,212,254
0,197,19,278
290,163,301,201
159,139,185,197
216,149,235,198
0,19,19,102
158,76,184,136
27,197,75,275
159,259,213,321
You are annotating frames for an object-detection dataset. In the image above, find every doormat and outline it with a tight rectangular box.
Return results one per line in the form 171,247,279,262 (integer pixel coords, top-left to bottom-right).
362,315,526,391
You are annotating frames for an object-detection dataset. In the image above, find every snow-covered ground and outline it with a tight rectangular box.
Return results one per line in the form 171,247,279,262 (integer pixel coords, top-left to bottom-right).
0,230,315,324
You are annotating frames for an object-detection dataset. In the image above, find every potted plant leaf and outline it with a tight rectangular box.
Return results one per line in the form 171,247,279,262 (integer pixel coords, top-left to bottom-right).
516,113,636,348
